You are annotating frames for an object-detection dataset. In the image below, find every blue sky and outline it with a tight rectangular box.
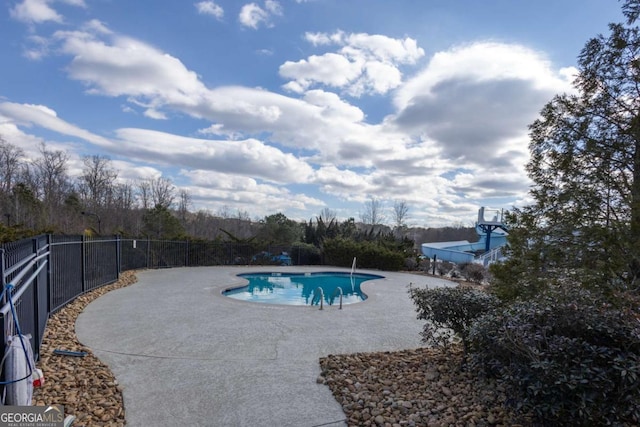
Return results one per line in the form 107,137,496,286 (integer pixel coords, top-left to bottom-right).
0,0,625,226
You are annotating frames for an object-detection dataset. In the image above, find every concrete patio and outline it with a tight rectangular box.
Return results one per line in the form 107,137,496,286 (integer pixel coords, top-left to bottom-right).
76,266,454,427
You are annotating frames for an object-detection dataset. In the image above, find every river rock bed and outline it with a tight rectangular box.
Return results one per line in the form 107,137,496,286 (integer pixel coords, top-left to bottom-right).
32,271,138,427
319,347,528,427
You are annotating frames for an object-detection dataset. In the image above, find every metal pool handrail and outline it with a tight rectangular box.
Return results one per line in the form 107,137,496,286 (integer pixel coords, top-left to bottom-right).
312,286,344,310
330,287,343,310
312,287,324,310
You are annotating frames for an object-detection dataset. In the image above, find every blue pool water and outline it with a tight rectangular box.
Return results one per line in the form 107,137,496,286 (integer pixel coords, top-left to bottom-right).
223,272,384,306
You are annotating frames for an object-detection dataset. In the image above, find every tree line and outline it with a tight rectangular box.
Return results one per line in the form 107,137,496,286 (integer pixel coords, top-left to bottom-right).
0,141,476,249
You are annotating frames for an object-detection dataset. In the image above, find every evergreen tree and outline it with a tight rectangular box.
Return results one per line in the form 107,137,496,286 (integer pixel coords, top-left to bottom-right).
142,205,185,239
256,213,302,246
494,0,640,295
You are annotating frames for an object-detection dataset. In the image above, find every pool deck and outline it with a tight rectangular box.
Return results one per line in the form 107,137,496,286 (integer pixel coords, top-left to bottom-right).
76,266,455,427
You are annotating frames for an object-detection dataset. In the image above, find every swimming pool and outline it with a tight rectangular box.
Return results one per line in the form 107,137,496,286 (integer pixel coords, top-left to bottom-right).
223,272,384,306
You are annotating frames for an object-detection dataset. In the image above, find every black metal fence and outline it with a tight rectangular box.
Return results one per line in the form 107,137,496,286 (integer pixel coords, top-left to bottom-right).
0,235,297,363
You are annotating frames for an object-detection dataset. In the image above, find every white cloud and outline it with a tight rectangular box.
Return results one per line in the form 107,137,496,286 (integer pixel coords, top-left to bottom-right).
0,121,45,158
451,169,531,199
197,123,244,140
279,53,363,93
195,1,224,20
143,109,168,120
280,31,424,96
304,32,333,46
394,42,570,110
185,177,324,218
391,42,574,171
10,0,86,24
239,1,282,29
53,28,207,114
23,35,51,60
302,90,364,122
311,160,456,210
44,24,375,162
340,32,424,64
113,128,315,184
0,102,114,148
110,161,162,182
314,165,370,192
82,19,112,35
59,0,86,6
264,0,282,15
182,170,325,216
10,0,63,24
304,31,343,46
357,60,402,95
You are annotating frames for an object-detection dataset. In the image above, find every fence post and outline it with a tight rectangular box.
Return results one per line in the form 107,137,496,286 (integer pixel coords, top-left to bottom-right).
185,240,189,267
32,237,41,359
0,247,5,306
146,237,151,269
81,235,87,293
46,235,52,312
116,235,121,279
0,310,5,382
32,236,39,269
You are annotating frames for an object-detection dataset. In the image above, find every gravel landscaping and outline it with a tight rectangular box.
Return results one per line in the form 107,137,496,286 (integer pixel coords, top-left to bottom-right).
319,347,529,427
32,271,137,426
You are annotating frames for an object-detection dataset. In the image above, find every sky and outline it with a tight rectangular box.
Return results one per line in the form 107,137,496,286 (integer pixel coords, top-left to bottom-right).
0,0,626,227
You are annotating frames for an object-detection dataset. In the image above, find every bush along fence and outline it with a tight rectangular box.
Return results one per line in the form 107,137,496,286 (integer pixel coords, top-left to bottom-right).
0,235,302,366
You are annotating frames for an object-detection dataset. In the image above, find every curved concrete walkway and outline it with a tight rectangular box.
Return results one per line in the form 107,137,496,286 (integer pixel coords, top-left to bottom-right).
76,266,454,427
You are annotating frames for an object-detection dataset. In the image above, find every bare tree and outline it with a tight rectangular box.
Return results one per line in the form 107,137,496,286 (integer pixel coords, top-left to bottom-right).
32,143,70,201
0,138,24,195
112,181,139,234
0,138,25,225
393,200,410,230
319,208,337,224
236,209,251,222
188,209,217,239
137,180,151,209
78,155,118,209
232,209,253,239
150,177,175,209
360,196,385,225
217,205,232,219
31,143,72,226
114,182,136,211
177,189,192,222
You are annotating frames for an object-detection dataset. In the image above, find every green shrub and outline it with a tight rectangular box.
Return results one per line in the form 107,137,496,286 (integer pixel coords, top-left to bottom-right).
488,251,550,302
469,284,640,426
322,237,359,267
290,242,321,265
322,238,405,271
408,286,499,355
